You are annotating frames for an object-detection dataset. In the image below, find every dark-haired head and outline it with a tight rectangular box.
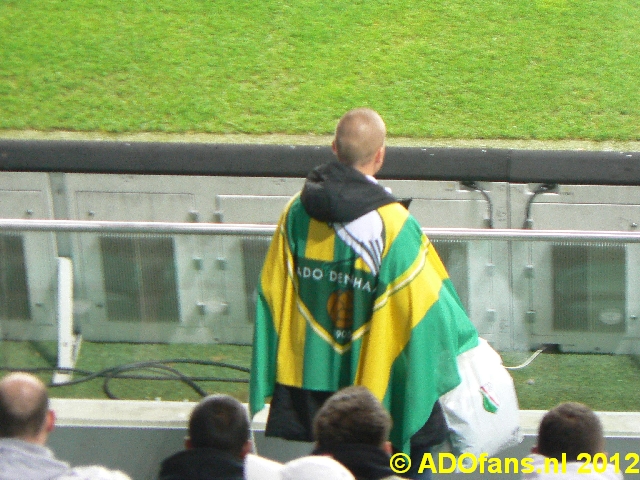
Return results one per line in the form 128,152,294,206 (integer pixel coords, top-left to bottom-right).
536,402,604,461
313,386,391,450
187,394,251,458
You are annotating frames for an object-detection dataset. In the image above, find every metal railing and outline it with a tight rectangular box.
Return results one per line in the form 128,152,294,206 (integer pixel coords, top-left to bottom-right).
3,218,640,243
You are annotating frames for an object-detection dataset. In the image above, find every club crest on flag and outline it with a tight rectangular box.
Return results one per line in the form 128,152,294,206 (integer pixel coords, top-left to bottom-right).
327,290,354,330
480,383,500,414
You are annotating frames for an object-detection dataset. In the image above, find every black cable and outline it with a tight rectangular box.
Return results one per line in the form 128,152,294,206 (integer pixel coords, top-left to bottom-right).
0,358,250,400
101,363,209,399
0,365,249,385
460,181,494,228
149,358,250,373
522,183,558,229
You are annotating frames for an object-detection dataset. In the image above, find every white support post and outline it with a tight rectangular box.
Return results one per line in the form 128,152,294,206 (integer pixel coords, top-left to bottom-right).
53,257,81,385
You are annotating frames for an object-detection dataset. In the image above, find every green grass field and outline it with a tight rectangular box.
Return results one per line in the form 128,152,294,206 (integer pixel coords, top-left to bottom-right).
501,351,640,411
1,0,640,413
2,341,640,412
1,0,638,140
0,341,252,402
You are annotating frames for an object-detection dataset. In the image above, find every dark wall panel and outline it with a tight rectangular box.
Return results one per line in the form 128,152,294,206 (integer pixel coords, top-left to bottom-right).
1,139,638,184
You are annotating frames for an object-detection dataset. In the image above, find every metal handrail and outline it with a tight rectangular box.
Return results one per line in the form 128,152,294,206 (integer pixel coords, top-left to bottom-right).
2,218,640,243
0,219,275,235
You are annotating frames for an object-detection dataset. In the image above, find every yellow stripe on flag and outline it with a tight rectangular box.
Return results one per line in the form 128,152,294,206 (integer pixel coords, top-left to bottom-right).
259,198,307,387
355,237,447,400
377,203,410,258
304,219,335,261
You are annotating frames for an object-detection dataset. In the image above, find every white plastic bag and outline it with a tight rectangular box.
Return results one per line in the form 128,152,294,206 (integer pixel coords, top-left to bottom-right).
439,337,523,458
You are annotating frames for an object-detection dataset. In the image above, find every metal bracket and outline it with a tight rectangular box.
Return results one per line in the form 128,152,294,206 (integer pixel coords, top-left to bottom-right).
525,264,535,278
526,310,536,324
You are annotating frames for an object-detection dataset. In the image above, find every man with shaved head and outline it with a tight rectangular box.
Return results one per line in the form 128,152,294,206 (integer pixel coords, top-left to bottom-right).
250,109,478,479
332,108,387,172
0,372,71,480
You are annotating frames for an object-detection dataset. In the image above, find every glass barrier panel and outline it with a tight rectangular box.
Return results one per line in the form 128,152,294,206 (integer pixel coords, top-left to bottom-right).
0,226,639,413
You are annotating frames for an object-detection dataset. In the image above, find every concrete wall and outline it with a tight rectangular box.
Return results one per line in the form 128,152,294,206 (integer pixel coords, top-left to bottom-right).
48,399,640,480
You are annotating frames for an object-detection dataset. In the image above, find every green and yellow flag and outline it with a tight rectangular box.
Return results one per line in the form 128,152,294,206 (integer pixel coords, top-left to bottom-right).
250,196,478,452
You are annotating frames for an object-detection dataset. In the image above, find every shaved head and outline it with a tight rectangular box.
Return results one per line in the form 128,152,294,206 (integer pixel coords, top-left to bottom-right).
0,372,50,439
333,108,386,168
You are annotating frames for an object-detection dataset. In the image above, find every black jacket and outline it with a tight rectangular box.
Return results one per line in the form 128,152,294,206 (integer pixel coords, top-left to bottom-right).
312,444,397,480
157,448,244,480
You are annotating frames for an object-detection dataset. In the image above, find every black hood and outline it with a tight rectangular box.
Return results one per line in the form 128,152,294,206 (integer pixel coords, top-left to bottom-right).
312,444,396,480
300,162,398,223
158,448,244,480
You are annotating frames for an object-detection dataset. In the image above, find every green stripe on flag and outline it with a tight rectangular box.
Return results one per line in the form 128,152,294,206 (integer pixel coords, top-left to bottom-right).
383,281,478,452
286,197,311,255
377,215,425,288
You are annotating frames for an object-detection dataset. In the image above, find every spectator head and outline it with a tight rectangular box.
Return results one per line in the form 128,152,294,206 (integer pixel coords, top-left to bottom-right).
0,372,55,444
534,402,605,461
313,386,391,452
332,108,386,175
186,394,251,458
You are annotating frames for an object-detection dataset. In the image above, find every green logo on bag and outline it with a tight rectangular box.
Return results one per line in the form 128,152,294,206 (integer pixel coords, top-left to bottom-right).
480,384,499,413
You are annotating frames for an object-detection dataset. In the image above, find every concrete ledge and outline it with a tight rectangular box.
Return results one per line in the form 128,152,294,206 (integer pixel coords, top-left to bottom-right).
50,399,640,438
47,399,640,480
51,399,194,428
519,410,640,438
